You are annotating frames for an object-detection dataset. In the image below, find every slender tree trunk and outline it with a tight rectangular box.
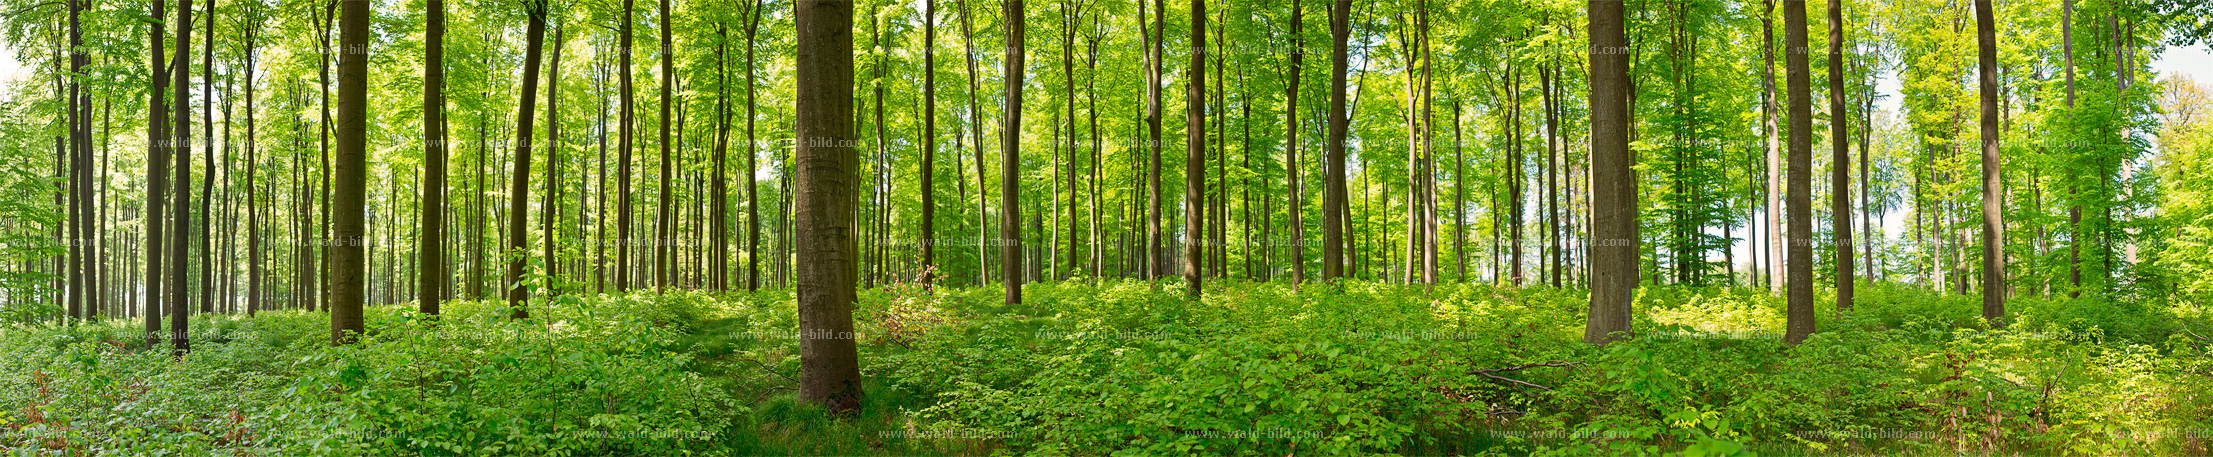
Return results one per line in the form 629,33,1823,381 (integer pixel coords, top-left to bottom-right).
919,0,937,286
1782,0,1816,345
546,25,565,292
1145,0,1165,280
1975,0,2005,325
1322,0,1350,281
1584,0,1634,344
960,0,987,287
143,0,168,348
502,1,546,318
746,0,763,290
1185,0,1207,299
654,0,674,290
168,0,195,356
200,0,216,314
2063,0,2080,298
1002,0,1027,303
1284,0,1305,286
1763,0,1782,293
616,0,635,291
1828,0,1853,310
793,0,862,413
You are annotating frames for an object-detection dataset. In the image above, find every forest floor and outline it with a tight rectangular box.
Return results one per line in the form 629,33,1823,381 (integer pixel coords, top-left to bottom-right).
3,280,2210,456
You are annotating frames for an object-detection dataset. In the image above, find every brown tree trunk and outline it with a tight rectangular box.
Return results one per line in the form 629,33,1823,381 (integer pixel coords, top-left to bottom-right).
1783,0,1816,345
1584,0,1634,344
1185,0,1207,299
1828,0,1853,310
1284,0,1305,286
1001,0,1026,303
504,1,547,318
919,0,937,286
793,0,862,414
1975,0,2005,325
331,0,369,344
419,0,446,314
1322,0,1350,281
654,0,674,290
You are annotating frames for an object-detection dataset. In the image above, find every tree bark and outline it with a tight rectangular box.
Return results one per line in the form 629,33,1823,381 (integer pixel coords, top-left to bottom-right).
1002,0,1027,304
504,0,548,318
1584,0,1634,345
1828,0,1853,310
331,0,369,344
1185,0,1207,299
920,0,937,286
419,0,447,315
1975,0,2005,325
793,0,863,414
1322,0,1350,281
654,0,675,290
1783,0,1816,345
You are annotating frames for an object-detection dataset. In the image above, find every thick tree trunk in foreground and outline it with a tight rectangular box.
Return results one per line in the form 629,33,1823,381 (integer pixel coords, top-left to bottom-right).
331,0,370,344
1584,0,1635,345
420,0,447,315
793,0,862,414
1782,0,1816,345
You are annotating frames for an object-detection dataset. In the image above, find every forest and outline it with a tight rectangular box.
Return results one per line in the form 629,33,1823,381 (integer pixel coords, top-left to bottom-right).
1,0,2212,453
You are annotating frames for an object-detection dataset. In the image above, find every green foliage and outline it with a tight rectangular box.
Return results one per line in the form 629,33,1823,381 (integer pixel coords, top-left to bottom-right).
3,281,2210,455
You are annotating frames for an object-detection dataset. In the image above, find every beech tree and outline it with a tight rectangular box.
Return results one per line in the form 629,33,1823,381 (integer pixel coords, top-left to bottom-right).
793,0,862,413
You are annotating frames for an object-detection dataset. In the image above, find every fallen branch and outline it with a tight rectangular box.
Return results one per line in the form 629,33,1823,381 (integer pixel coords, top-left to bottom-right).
1469,361,1586,392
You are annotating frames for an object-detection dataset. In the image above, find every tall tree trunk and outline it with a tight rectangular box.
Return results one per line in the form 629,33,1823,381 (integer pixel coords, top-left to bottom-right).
1002,0,1027,303
331,0,369,343
546,25,565,292
919,0,937,286
200,0,216,314
1322,0,1350,281
1782,0,1815,345
419,0,447,315
960,0,987,286
1284,0,1305,286
503,1,547,317
1584,0,1634,345
1975,0,2005,325
142,0,167,345
2063,0,2080,298
793,0,862,413
168,0,195,356
1185,0,1207,299
1145,0,1164,280
1763,0,1782,293
616,0,635,291
245,21,260,316
1828,0,1853,310
746,0,763,290
654,0,674,290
